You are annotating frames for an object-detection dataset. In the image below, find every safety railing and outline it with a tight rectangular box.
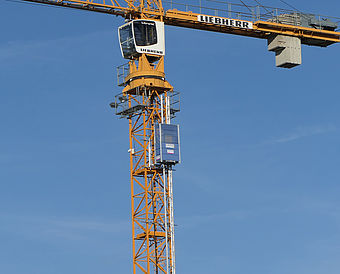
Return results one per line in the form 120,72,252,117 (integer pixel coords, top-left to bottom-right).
117,62,130,87
111,89,180,119
163,0,340,30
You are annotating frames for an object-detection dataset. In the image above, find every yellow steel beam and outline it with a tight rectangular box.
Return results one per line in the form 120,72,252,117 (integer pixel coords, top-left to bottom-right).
21,0,340,46
164,10,340,46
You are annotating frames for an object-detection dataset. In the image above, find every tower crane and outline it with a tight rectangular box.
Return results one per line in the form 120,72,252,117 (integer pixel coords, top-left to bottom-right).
12,0,340,273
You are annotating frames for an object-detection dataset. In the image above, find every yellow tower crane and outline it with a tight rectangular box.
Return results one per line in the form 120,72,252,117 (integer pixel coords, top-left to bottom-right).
14,0,340,273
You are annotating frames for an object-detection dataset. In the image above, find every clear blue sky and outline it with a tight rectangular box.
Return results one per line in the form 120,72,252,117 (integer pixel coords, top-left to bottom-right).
1,0,340,273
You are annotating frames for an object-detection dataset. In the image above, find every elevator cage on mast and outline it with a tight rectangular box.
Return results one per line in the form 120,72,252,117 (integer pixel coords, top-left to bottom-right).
155,124,181,165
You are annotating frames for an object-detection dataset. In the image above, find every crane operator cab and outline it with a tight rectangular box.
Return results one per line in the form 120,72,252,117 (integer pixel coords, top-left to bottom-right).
118,20,165,61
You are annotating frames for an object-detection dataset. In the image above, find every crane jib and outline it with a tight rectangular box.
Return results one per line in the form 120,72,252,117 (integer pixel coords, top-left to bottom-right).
198,15,253,30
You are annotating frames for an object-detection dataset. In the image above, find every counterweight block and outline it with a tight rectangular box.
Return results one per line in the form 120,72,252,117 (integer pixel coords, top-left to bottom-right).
268,35,302,68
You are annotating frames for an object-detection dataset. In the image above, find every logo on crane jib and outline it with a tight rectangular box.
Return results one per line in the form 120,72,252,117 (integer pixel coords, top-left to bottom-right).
198,15,253,29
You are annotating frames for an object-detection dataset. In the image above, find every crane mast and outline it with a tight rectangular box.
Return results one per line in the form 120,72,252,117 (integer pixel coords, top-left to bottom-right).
13,0,340,273
113,54,179,273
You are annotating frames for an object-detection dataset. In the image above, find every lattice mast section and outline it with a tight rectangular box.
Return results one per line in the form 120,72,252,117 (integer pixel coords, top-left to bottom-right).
114,54,178,273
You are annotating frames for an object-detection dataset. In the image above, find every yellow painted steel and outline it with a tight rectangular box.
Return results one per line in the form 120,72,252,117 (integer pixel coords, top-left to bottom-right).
122,55,172,93
126,55,175,273
164,11,340,46
22,0,340,46
17,1,340,274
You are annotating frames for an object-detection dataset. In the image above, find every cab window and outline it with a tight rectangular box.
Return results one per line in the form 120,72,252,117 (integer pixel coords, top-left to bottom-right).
133,21,158,46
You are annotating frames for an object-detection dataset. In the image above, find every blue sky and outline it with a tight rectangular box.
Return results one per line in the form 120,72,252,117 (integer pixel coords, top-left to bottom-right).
1,0,340,273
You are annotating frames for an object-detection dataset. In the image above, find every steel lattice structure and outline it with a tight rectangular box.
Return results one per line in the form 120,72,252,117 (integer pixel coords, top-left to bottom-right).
11,0,340,273
115,55,178,273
